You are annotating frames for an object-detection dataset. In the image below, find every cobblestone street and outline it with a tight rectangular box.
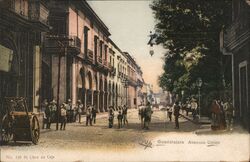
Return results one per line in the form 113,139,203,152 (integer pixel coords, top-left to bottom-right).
1,109,249,162
1,109,200,151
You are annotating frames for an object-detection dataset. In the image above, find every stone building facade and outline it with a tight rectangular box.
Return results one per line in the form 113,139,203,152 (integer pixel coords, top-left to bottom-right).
0,0,49,115
43,0,144,112
221,0,250,131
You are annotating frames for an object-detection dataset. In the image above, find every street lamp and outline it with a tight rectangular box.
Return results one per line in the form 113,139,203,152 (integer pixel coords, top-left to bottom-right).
196,78,203,119
147,31,157,56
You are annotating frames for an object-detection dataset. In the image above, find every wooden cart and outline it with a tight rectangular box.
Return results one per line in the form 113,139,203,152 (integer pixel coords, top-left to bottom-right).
1,97,40,144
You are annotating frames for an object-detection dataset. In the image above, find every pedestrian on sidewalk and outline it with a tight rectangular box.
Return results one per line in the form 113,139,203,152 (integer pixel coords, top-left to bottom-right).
174,101,181,129
92,105,97,124
144,102,153,130
108,106,114,128
60,103,67,130
211,100,221,130
122,105,128,126
139,105,145,128
46,99,56,129
41,99,48,129
191,98,198,120
66,99,73,123
76,100,83,123
86,105,92,126
167,104,173,122
49,99,57,124
223,99,235,131
117,111,123,129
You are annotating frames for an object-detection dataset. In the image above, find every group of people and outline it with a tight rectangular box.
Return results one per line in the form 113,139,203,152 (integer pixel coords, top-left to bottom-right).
138,102,153,130
211,99,234,131
166,102,181,129
41,99,87,130
108,105,128,129
85,105,97,126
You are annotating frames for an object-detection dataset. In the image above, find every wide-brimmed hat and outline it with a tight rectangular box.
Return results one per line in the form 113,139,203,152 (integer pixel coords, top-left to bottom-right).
68,99,72,102
77,100,81,103
191,98,196,101
51,99,56,104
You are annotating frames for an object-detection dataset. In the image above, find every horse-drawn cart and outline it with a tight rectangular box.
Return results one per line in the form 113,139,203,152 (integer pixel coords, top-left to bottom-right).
1,97,40,144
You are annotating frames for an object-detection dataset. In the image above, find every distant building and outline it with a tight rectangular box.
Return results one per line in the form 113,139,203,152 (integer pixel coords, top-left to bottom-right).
221,0,250,131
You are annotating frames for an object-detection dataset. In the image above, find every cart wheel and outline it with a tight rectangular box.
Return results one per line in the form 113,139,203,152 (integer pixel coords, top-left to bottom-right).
30,116,40,145
1,115,13,144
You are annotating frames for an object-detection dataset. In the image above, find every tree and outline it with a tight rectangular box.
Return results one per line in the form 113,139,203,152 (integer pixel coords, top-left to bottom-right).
151,0,232,110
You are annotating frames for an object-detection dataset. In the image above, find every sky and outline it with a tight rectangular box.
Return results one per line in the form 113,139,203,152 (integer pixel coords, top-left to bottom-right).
87,0,165,93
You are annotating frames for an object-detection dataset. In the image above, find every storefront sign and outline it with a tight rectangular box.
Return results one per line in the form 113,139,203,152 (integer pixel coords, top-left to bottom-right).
0,44,13,72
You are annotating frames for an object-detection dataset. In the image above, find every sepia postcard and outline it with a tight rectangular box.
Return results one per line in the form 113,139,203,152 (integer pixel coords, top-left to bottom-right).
0,0,249,161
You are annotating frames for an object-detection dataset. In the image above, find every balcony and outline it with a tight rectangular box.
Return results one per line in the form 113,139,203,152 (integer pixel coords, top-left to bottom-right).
85,49,94,63
0,0,49,31
223,19,250,51
45,35,81,56
68,36,81,55
29,1,49,25
110,67,116,76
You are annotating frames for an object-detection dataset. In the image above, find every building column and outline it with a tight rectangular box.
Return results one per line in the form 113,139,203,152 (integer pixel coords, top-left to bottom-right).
96,90,100,112
84,89,87,110
33,46,41,112
72,58,76,105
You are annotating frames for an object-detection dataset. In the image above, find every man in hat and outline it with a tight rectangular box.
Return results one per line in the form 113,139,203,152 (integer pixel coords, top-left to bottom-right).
122,105,128,126
223,99,234,130
76,100,83,123
60,103,67,130
91,105,97,124
66,99,73,122
46,99,56,129
174,101,181,129
144,102,153,130
86,105,92,126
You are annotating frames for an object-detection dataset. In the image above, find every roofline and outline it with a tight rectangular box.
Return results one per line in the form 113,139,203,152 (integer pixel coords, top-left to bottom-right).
74,0,111,36
108,38,123,54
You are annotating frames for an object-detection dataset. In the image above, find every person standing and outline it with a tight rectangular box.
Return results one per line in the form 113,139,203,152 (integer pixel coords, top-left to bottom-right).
92,105,97,124
60,103,67,130
108,106,115,128
49,99,57,123
167,105,173,122
46,100,54,129
41,99,48,129
86,105,92,126
117,111,123,129
223,100,234,131
138,105,145,128
122,105,128,126
144,102,153,130
76,100,83,123
191,98,198,120
174,101,181,129
66,99,73,122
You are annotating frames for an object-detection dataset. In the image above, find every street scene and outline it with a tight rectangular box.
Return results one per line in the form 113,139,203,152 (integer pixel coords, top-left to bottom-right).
0,0,250,161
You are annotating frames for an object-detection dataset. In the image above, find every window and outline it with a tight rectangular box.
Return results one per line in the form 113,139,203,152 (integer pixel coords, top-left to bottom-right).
84,26,89,55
